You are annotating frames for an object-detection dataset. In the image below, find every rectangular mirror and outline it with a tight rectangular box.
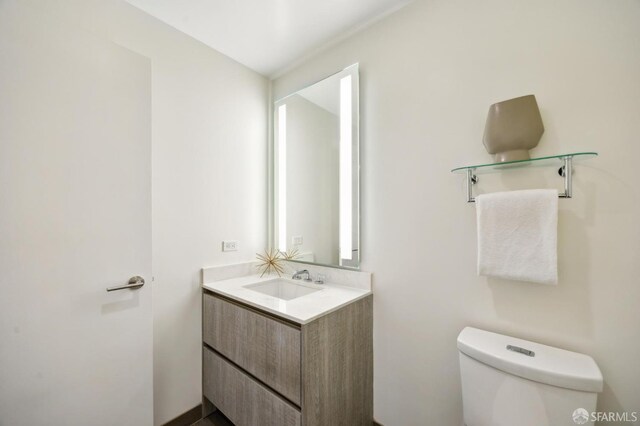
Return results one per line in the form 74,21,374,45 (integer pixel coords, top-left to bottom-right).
273,64,360,269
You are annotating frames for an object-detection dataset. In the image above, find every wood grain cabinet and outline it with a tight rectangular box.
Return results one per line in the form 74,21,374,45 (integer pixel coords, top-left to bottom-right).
202,290,373,426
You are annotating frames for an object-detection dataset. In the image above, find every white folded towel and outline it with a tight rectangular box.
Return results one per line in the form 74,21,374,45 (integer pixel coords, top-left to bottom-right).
476,189,558,284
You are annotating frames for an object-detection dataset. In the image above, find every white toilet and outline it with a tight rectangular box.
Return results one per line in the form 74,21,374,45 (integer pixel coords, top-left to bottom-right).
458,327,603,426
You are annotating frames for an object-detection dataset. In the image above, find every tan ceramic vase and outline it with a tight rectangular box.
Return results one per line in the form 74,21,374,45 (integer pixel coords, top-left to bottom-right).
483,94,544,162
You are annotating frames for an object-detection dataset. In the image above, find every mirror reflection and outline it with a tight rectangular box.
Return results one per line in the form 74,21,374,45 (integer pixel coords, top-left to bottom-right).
274,64,359,268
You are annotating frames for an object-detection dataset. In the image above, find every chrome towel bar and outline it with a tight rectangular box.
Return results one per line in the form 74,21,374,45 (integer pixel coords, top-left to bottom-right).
465,156,573,203
452,152,599,203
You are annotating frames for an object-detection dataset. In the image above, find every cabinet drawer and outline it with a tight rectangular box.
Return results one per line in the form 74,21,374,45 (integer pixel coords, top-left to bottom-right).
203,293,301,405
203,347,301,426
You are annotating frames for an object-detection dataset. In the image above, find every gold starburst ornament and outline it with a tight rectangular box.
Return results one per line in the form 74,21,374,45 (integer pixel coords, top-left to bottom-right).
256,249,285,277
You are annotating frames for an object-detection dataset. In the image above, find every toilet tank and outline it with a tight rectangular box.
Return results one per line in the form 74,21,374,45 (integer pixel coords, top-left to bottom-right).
457,327,603,426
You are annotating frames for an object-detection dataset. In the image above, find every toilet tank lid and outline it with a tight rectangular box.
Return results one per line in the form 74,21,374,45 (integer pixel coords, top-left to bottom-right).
457,327,603,393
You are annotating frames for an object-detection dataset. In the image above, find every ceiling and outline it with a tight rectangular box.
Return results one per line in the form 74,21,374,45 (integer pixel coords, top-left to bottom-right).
125,0,412,77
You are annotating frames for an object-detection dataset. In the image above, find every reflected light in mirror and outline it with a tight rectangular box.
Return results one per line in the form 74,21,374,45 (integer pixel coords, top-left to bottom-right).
278,104,287,253
340,75,352,260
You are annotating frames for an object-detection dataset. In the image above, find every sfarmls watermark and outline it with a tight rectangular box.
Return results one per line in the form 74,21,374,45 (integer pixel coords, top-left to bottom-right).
573,408,638,424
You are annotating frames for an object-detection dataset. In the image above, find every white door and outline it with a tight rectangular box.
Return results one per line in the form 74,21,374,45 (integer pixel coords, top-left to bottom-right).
0,4,152,425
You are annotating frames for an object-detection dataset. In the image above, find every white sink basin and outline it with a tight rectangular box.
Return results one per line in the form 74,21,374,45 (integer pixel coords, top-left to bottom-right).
244,279,321,301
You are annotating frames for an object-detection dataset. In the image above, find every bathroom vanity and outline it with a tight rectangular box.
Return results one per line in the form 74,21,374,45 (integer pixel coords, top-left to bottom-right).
201,271,373,425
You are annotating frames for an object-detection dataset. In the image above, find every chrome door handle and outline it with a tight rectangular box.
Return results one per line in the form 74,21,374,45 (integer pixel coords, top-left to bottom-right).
106,276,145,292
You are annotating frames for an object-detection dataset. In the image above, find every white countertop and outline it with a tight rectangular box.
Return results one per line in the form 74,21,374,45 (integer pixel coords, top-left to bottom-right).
202,273,371,324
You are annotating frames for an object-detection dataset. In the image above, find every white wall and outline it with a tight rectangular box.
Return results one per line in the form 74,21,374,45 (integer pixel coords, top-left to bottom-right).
5,1,269,424
273,0,640,424
284,95,339,264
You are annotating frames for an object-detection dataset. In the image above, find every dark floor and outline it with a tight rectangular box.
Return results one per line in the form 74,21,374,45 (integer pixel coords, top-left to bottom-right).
191,411,234,426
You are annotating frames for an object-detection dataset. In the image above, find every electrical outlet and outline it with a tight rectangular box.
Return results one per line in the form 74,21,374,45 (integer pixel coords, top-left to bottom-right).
292,235,303,246
222,240,238,252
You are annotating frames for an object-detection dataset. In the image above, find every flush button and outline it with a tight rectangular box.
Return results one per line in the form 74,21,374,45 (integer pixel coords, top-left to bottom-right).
507,344,535,357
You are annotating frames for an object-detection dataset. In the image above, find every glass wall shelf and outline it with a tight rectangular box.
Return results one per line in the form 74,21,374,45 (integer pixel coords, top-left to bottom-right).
451,152,598,202
451,152,597,174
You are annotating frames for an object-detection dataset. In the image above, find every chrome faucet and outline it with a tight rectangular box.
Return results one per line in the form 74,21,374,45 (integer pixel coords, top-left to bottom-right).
292,269,312,282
